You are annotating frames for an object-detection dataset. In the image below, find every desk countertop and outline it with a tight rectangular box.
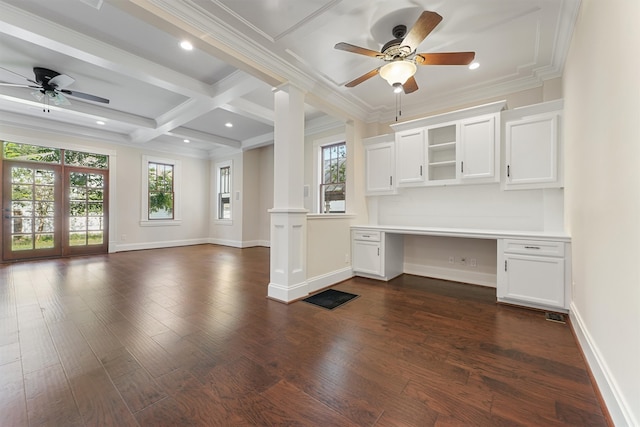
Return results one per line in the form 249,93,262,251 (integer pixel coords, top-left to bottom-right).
351,224,571,242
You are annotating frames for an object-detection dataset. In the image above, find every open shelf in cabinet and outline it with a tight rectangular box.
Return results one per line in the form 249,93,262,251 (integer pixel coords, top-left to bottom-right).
427,124,457,182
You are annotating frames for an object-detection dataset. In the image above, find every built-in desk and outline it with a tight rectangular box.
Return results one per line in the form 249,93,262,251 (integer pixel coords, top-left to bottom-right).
351,225,571,313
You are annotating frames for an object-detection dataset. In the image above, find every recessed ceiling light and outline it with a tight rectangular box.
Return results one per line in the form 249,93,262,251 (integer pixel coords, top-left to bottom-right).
225,122,233,128
183,139,190,143
180,41,193,51
469,62,480,70
96,120,105,125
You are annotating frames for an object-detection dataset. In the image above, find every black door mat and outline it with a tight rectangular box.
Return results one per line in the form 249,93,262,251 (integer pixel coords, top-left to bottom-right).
302,289,359,310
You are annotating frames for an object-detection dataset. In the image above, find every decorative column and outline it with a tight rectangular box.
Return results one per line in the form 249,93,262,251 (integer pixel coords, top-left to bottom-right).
268,84,308,303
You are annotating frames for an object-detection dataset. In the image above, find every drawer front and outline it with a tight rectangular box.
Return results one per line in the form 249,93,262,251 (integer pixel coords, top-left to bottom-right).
353,230,381,242
503,239,564,257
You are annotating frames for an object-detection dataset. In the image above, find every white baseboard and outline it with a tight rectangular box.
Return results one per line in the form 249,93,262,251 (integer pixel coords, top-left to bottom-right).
570,302,636,426
208,238,270,248
307,267,354,294
113,238,209,252
403,263,496,288
241,240,270,248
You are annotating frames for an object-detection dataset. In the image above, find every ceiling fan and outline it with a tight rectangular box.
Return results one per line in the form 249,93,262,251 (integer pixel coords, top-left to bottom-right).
335,11,475,94
0,66,109,110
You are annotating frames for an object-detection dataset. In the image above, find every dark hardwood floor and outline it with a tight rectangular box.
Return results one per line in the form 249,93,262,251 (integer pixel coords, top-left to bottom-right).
0,245,608,426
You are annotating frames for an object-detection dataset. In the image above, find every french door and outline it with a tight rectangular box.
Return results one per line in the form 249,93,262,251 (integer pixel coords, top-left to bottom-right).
3,162,62,260
63,167,109,256
2,161,108,260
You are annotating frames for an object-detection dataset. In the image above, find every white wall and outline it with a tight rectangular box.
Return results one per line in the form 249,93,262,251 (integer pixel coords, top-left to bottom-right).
241,148,261,245
563,0,640,424
258,145,274,243
116,145,209,250
375,185,562,232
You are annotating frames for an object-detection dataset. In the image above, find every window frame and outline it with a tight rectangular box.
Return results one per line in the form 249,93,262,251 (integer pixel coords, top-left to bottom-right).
141,155,182,226
312,135,347,214
214,160,233,225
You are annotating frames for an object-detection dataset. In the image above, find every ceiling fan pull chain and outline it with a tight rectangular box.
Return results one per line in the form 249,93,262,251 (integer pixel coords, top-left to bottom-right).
395,92,399,122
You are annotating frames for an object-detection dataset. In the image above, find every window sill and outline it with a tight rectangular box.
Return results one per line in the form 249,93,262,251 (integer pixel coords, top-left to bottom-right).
214,219,233,226
307,213,356,220
140,219,182,227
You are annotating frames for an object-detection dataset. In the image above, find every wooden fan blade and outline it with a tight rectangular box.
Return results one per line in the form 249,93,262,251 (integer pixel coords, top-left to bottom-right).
335,42,381,58
403,76,418,94
402,11,443,52
345,68,379,87
415,52,476,65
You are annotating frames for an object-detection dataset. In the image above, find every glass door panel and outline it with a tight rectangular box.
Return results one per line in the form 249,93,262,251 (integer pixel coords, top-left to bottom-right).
64,168,108,256
3,162,62,260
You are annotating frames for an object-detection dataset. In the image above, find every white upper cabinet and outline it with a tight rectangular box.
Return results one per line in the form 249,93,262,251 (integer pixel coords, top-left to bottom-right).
459,114,500,183
503,99,563,190
395,129,425,186
391,100,506,188
363,134,395,195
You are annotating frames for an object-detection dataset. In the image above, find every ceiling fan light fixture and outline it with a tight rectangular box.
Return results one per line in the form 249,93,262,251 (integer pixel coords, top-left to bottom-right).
379,60,417,87
392,82,403,94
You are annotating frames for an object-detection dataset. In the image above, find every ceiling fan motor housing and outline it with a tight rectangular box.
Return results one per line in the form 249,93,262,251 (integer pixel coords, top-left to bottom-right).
34,67,61,88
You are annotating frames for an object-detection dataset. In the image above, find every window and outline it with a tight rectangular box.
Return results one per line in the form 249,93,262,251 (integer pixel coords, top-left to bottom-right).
148,162,174,219
141,155,181,225
319,142,346,213
215,160,232,222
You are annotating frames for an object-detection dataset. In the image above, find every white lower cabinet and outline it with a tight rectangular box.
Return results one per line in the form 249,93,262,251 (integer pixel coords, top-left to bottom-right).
352,230,403,280
497,239,570,312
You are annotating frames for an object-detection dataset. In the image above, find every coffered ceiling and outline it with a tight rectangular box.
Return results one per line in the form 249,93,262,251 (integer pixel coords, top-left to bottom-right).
0,0,580,157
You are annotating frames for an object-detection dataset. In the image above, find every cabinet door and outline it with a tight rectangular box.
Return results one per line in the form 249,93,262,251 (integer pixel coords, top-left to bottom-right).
365,142,395,194
396,130,425,186
501,253,565,308
352,240,381,276
505,113,559,188
460,115,497,181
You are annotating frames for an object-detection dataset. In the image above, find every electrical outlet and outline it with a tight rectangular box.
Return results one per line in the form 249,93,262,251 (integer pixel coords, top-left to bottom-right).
470,258,477,267
345,253,350,263
448,256,455,264
121,234,126,241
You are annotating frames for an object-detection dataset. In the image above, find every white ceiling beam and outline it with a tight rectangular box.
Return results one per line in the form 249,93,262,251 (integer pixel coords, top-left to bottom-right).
219,98,275,126
169,127,240,149
241,132,274,151
0,86,155,129
0,110,132,145
130,71,266,143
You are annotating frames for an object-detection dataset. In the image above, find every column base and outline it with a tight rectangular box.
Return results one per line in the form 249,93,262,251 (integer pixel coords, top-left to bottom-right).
267,280,309,303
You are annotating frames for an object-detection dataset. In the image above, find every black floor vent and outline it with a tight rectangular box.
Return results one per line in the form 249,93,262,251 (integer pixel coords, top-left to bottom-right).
545,312,566,323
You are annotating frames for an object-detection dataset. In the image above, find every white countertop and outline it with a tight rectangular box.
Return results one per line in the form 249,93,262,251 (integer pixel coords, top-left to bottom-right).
351,224,571,242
